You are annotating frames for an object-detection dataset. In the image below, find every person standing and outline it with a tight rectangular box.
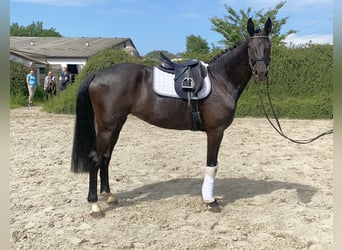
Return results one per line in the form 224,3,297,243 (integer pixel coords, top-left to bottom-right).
59,67,69,91
44,71,56,101
26,68,37,107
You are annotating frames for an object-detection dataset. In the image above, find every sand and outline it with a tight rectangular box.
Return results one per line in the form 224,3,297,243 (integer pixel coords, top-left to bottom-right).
10,106,333,249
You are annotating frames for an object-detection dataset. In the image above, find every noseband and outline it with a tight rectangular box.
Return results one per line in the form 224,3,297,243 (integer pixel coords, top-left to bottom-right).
249,57,270,74
248,36,270,75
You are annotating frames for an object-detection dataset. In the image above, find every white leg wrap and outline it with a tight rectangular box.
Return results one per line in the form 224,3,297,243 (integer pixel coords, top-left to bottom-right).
202,166,218,203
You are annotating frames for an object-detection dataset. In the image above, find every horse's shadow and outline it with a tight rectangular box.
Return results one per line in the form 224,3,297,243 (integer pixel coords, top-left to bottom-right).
104,177,317,211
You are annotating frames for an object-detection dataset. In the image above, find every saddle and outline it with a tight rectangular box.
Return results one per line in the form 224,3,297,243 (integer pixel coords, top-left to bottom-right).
158,52,207,100
158,52,208,131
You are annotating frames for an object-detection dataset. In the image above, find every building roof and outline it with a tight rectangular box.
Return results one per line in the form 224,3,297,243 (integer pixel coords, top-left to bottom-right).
10,36,137,58
10,49,48,65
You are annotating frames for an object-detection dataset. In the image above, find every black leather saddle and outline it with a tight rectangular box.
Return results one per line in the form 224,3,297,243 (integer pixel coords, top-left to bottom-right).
158,52,207,100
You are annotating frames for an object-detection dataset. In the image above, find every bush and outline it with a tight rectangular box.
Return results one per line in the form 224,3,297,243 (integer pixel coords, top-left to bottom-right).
236,44,333,119
10,61,30,107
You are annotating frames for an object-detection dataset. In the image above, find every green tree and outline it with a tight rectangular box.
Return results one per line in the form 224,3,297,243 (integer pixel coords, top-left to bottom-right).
177,35,213,62
185,35,210,54
10,21,62,37
144,50,175,59
210,1,296,47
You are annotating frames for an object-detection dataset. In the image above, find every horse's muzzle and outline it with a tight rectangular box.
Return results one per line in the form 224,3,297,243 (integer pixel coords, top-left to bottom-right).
250,58,269,82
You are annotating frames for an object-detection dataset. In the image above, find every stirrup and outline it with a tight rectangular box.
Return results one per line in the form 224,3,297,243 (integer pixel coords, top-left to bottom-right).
181,77,195,90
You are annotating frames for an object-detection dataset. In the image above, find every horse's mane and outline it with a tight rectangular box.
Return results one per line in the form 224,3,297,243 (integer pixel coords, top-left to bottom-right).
209,31,262,65
208,39,247,65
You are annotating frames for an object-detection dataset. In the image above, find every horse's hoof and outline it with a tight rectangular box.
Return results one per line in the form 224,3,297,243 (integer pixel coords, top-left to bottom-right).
90,210,105,218
100,192,118,205
106,194,118,204
90,203,104,218
205,199,221,213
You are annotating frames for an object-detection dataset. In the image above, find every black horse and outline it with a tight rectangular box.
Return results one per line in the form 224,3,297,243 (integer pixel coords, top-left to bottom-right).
71,18,272,216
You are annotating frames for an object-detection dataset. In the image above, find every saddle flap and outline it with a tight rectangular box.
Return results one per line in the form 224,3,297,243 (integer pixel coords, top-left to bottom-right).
174,63,207,99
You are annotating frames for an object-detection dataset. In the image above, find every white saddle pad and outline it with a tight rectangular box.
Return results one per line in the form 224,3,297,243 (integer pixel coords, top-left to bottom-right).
153,65,211,99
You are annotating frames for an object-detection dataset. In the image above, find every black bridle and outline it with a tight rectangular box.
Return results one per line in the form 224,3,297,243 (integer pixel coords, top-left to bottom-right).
248,36,270,76
249,57,270,75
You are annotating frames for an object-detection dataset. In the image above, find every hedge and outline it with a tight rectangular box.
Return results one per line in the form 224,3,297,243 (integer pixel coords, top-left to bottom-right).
235,44,333,118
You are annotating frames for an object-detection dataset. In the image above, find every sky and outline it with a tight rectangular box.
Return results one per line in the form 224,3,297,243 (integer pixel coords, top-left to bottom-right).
10,0,333,56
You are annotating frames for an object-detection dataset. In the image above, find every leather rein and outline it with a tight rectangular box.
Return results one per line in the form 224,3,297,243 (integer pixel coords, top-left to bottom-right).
256,77,333,144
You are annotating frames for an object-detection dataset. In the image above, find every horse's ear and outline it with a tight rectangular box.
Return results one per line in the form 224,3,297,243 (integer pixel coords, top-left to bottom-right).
264,18,272,35
247,18,255,36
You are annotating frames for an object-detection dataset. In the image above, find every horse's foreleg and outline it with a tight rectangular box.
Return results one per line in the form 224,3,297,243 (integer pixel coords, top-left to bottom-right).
203,129,224,212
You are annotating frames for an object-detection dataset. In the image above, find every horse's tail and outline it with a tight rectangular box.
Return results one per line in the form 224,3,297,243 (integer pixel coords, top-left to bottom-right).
71,73,96,173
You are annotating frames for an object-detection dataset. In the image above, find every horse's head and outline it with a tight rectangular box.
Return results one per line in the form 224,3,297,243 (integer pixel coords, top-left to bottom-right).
247,18,272,82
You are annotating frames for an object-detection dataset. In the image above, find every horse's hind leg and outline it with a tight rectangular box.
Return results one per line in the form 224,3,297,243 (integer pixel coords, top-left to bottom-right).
99,121,127,204
88,115,127,217
88,151,102,216
99,154,118,204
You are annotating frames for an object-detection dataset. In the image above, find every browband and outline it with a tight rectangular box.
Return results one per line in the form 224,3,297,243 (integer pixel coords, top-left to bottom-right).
250,36,269,39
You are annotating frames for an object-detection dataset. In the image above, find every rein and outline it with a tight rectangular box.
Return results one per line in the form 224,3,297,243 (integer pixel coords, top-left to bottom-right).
256,78,333,144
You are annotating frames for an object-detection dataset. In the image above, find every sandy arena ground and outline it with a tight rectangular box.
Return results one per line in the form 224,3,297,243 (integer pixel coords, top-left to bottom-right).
10,106,333,249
